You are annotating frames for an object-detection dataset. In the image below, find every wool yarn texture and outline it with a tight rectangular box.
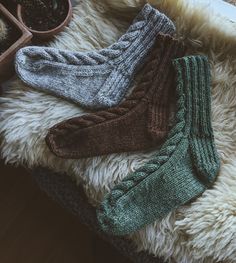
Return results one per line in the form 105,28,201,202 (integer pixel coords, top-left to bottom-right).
15,4,175,110
97,55,221,236
45,35,186,159
1,0,236,261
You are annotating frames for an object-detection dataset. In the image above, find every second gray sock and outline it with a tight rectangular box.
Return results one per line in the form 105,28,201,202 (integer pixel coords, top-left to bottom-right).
15,4,176,109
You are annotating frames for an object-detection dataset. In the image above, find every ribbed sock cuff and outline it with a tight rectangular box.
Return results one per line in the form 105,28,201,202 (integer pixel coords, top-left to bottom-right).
173,55,213,135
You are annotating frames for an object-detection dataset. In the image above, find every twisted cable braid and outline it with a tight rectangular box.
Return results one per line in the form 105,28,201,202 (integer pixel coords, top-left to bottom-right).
17,4,175,68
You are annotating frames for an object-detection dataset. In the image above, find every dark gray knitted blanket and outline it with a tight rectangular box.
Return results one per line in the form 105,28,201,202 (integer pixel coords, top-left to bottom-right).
32,167,165,263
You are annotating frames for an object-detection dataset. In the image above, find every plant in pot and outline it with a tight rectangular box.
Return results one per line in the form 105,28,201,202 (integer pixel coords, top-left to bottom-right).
15,0,72,39
0,3,32,83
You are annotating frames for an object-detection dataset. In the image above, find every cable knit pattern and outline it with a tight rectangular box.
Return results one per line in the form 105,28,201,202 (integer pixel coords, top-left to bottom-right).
97,55,220,236
15,4,176,109
45,36,186,159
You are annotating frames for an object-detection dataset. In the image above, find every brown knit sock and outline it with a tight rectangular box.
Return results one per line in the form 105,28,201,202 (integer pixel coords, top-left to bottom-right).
46,35,186,159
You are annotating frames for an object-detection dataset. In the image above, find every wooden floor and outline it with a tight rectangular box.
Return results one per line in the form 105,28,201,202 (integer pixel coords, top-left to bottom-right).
0,161,131,263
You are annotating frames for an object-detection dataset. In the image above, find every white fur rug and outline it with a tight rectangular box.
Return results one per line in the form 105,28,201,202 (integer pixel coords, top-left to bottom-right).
1,0,236,262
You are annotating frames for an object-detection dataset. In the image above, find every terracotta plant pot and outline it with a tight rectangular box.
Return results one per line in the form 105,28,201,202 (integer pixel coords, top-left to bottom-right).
0,4,32,83
17,0,72,40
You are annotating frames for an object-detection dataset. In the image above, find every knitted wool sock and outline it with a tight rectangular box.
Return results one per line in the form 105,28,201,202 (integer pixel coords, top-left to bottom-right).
97,55,220,236
15,4,176,109
45,35,186,159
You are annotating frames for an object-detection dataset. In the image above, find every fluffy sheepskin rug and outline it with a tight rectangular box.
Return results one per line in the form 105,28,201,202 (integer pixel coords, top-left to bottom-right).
1,0,236,262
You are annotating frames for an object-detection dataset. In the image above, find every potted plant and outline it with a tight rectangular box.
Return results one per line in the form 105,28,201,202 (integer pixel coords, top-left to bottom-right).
0,3,32,82
16,0,72,39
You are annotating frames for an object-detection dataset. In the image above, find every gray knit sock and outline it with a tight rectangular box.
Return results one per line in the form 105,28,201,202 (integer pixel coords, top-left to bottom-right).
15,4,175,109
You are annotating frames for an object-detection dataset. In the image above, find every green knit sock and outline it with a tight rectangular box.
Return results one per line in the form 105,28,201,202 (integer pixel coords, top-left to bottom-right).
97,55,220,236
